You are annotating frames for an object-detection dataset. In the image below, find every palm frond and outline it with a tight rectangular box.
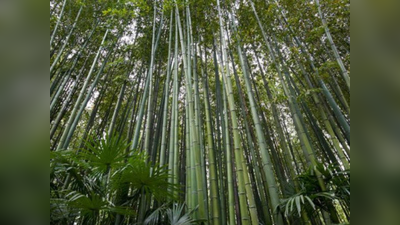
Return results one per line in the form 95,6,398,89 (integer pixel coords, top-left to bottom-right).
278,192,316,217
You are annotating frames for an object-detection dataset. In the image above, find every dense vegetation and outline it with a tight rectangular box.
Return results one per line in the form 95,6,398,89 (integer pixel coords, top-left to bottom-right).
50,0,350,224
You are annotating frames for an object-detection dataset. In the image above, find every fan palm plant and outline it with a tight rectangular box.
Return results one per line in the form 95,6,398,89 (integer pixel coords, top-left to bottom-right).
51,135,180,225
144,202,197,225
78,135,130,174
277,163,350,223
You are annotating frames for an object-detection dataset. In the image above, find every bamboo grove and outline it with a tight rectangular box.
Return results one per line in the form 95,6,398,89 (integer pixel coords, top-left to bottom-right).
50,0,350,224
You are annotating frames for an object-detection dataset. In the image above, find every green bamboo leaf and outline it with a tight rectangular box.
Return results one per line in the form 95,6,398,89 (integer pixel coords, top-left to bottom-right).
295,196,301,217
305,196,316,210
285,199,291,217
290,198,295,215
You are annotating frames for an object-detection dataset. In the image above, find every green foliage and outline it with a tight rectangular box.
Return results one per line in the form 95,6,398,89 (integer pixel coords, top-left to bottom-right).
144,203,197,225
66,191,108,216
115,154,180,201
279,192,316,217
278,163,350,218
50,0,350,223
297,88,322,101
50,135,179,224
307,25,325,42
78,135,129,173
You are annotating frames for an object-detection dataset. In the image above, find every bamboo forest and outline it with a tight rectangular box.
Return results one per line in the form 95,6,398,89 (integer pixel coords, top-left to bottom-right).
50,0,350,224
